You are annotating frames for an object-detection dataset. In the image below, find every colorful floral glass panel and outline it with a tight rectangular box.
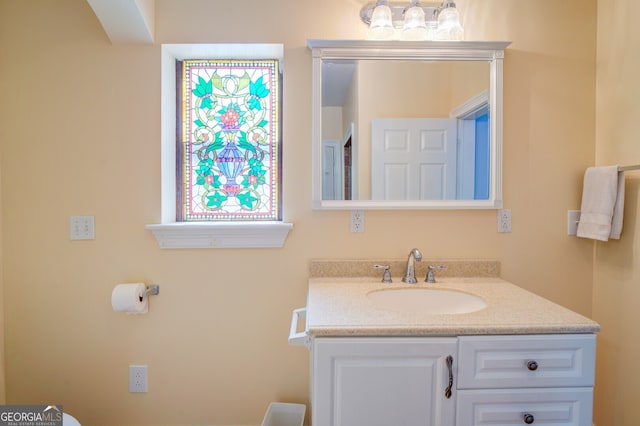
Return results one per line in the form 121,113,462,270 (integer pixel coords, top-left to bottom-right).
178,59,281,221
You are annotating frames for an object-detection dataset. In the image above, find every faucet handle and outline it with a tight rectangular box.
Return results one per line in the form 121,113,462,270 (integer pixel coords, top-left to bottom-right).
426,264,447,283
373,264,392,283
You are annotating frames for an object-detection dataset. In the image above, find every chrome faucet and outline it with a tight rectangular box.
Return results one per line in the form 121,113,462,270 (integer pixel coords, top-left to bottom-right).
402,248,422,283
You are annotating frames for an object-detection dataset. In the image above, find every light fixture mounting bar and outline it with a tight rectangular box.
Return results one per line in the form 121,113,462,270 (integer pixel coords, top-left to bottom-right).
360,1,442,27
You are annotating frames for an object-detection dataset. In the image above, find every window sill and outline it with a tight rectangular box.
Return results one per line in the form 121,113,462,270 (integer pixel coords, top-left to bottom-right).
146,222,293,249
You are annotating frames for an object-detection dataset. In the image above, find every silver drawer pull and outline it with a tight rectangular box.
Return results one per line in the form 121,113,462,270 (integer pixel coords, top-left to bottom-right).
526,360,539,371
523,413,535,424
444,355,453,399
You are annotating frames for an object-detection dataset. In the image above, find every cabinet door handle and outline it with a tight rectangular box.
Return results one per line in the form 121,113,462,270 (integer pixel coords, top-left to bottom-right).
526,360,539,371
444,355,453,399
523,413,535,424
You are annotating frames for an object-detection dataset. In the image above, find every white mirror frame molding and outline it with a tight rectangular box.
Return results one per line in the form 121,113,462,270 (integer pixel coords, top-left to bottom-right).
308,39,511,210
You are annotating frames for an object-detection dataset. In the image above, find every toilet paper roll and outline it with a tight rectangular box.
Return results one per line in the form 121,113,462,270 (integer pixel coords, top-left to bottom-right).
111,283,148,314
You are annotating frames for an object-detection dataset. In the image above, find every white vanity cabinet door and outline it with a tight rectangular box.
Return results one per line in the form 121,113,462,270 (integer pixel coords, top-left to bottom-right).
457,388,593,425
457,334,596,389
311,337,457,426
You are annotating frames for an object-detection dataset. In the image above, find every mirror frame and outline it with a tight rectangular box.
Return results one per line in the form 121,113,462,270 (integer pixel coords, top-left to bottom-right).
308,39,511,210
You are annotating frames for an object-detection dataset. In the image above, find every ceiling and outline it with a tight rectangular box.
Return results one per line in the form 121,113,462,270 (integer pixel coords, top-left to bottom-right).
322,61,357,107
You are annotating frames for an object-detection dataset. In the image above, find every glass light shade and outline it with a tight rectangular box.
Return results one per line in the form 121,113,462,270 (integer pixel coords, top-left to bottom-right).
425,11,438,41
401,5,427,41
368,3,395,40
436,2,464,41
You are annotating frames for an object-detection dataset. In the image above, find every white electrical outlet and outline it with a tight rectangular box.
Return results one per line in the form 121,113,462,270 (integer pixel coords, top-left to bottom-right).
129,365,148,393
350,210,365,233
70,216,95,240
497,209,511,233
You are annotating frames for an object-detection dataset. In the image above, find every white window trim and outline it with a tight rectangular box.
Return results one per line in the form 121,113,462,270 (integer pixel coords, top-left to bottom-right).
146,43,292,249
146,221,293,249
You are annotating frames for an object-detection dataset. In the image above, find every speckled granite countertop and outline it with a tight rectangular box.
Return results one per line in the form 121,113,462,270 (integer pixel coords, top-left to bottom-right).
306,260,600,337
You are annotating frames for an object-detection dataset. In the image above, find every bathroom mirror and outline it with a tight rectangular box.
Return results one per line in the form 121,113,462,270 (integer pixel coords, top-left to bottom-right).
308,39,510,210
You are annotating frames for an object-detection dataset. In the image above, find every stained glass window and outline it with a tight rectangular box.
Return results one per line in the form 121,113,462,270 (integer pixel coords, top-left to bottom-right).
177,59,281,221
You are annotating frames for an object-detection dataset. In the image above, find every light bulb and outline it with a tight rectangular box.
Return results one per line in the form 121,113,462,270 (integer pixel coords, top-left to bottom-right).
436,1,464,41
368,1,395,40
401,2,427,41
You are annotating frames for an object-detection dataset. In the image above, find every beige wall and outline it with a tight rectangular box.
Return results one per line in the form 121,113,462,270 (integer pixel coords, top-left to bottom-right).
321,107,343,141
0,0,597,425
593,0,640,424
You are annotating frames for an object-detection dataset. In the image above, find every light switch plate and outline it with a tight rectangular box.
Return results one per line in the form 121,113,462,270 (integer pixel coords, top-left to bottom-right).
70,216,95,240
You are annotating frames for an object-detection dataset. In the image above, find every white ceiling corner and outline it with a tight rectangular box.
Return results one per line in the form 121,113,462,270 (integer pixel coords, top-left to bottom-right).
86,0,154,44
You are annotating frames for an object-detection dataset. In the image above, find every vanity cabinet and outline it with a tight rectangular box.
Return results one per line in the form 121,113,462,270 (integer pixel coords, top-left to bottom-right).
311,337,457,426
310,334,596,426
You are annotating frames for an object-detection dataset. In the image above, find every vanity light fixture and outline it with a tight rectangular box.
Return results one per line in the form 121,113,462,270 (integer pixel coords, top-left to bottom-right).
360,0,464,41
368,0,395,40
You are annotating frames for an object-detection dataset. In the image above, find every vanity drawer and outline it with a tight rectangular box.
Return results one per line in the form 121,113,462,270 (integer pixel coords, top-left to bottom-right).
457,388,593,426
457,334,596,389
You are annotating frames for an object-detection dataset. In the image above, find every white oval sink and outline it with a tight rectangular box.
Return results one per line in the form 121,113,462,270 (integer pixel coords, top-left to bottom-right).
367,288,487,315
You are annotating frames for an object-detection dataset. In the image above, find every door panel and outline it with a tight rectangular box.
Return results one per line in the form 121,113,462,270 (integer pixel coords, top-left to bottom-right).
372,118,457,200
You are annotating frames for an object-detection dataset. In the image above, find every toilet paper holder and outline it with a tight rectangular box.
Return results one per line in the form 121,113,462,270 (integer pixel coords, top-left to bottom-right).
140,284,160,301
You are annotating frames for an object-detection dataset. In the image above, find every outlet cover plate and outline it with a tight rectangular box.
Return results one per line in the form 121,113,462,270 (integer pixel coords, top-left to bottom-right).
129,365,148,393
497,209,511,233
350,210,365,233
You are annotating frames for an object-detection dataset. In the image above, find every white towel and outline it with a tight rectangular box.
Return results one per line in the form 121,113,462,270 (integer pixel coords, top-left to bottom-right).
576,166,625,241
